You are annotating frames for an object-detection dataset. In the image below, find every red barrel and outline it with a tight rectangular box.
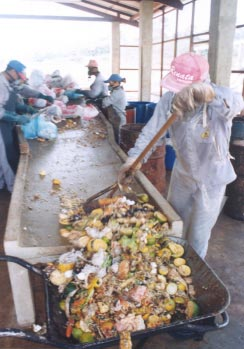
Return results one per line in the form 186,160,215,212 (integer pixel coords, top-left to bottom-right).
125,106,136,124
119,123,166,195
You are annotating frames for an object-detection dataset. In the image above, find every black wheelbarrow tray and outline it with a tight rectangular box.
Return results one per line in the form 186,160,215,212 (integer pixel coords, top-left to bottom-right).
0,237,230,349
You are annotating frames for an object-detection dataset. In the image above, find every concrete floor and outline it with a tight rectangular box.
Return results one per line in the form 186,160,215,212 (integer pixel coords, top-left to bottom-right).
0,118,243,349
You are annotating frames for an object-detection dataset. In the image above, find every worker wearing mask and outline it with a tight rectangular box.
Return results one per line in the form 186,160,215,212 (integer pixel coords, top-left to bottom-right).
0,60,31,191
118,52,244,259
102,74,127,143
76,60,108,101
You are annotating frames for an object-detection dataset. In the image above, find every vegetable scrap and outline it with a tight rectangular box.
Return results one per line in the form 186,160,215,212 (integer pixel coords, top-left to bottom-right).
44,195,199,348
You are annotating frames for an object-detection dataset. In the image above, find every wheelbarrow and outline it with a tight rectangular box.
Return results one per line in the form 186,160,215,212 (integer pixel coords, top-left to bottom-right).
0,237,230,349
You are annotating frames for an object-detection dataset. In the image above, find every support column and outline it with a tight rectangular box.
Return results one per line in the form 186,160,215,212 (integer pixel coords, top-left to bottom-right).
139,0,153,100
208,0,238,86
112,22,120,73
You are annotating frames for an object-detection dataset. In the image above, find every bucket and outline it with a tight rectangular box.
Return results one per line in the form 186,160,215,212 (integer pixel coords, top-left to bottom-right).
119,123,166,194
125,106,136,124
127,101,150,123
224,116,244,221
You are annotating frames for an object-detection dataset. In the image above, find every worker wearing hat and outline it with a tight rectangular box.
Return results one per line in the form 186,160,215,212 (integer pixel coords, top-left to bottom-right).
76,59,108,100
102,74,127,143
118,52,244,259
0,60,31,191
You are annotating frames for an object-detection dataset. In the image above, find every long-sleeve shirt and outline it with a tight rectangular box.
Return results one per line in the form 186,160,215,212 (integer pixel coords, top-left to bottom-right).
102,86,127,116
82,72,108,98
0,73,11,118
128,83,244,190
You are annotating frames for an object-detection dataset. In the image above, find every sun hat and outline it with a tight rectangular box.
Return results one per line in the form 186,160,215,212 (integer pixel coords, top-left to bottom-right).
7,60,27,80
104,74,125,83
161,52,209,92
86,59,98,68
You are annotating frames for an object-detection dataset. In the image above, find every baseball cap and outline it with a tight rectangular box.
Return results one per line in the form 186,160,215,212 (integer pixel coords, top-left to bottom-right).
161,52,209,92
104,74,125,83
86,59,98,68
7,60,27,80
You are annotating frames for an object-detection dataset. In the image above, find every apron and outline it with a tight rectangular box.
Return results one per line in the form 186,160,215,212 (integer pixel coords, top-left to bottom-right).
0,89,20,173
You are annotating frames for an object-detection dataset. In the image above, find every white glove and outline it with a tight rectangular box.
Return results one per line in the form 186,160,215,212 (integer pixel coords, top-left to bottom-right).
172,83,215,118
118,157,142,188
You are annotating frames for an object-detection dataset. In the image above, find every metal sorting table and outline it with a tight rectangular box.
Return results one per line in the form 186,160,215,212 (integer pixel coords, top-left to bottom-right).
4,113,183,326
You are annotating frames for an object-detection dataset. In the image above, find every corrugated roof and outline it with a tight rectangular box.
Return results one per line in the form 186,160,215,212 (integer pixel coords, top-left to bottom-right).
55,0,184,26
0,0,183,25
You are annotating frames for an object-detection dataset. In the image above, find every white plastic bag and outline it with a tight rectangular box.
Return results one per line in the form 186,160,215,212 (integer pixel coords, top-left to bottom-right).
80,104,99,120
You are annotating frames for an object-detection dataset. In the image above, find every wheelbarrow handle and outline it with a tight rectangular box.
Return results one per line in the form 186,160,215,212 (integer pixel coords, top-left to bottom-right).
0,255,43,276
214,311,229,329
186,311,230,332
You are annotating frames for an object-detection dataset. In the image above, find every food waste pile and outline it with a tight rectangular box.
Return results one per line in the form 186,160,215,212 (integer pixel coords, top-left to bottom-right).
44,195,199,346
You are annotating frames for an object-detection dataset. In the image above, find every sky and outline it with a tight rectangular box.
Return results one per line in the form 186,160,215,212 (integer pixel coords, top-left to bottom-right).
0,0,112,85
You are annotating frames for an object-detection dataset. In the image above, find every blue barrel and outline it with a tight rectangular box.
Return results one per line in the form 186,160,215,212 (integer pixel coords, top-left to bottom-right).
127,101,150,123
165,144,176,170
231,116,244,141
145,102,157,123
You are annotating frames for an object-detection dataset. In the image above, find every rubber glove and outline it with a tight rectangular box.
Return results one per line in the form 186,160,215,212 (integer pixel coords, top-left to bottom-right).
16,114,31,125
172,83,215,118
1,111,30,125
16,103,37,115
118,157,142,189
38,93,54,104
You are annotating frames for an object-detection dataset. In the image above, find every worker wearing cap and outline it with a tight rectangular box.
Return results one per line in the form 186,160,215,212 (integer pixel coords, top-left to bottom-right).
0,60,32,190
102,74,127,142
77,60,108,100
118,52,244,259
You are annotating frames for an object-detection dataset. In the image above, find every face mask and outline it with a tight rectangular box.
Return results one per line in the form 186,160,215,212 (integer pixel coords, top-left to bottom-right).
11,79,23,90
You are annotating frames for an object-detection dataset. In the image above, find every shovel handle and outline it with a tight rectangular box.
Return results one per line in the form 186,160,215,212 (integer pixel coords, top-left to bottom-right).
85,182,118,204
129,113,177,173
84,113,177,203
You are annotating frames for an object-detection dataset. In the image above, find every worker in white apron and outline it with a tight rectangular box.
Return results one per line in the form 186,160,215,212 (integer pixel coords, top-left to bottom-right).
118,52,244,259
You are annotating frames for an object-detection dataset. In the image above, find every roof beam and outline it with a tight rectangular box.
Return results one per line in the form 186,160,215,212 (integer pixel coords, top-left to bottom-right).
155,0,184,10
59,2,138,26
77,0,133,18
0,14,110,21
101,0,139,12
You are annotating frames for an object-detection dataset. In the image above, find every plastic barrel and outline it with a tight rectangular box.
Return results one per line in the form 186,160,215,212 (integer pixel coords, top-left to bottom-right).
125,106,136,124
224,116,244,221
231,116,244,141
119,123,166,194
145,102,157,123
127,101,150,123
165,145,176,170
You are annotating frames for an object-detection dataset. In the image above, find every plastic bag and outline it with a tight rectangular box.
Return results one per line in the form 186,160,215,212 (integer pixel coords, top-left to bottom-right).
21,115,58,140
21,116,39,139
80,104,99,120
37,115,58,140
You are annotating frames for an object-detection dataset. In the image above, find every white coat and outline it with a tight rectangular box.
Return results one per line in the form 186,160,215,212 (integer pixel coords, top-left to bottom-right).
128,83,244,258
83,72,108,99
102,86,127,127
